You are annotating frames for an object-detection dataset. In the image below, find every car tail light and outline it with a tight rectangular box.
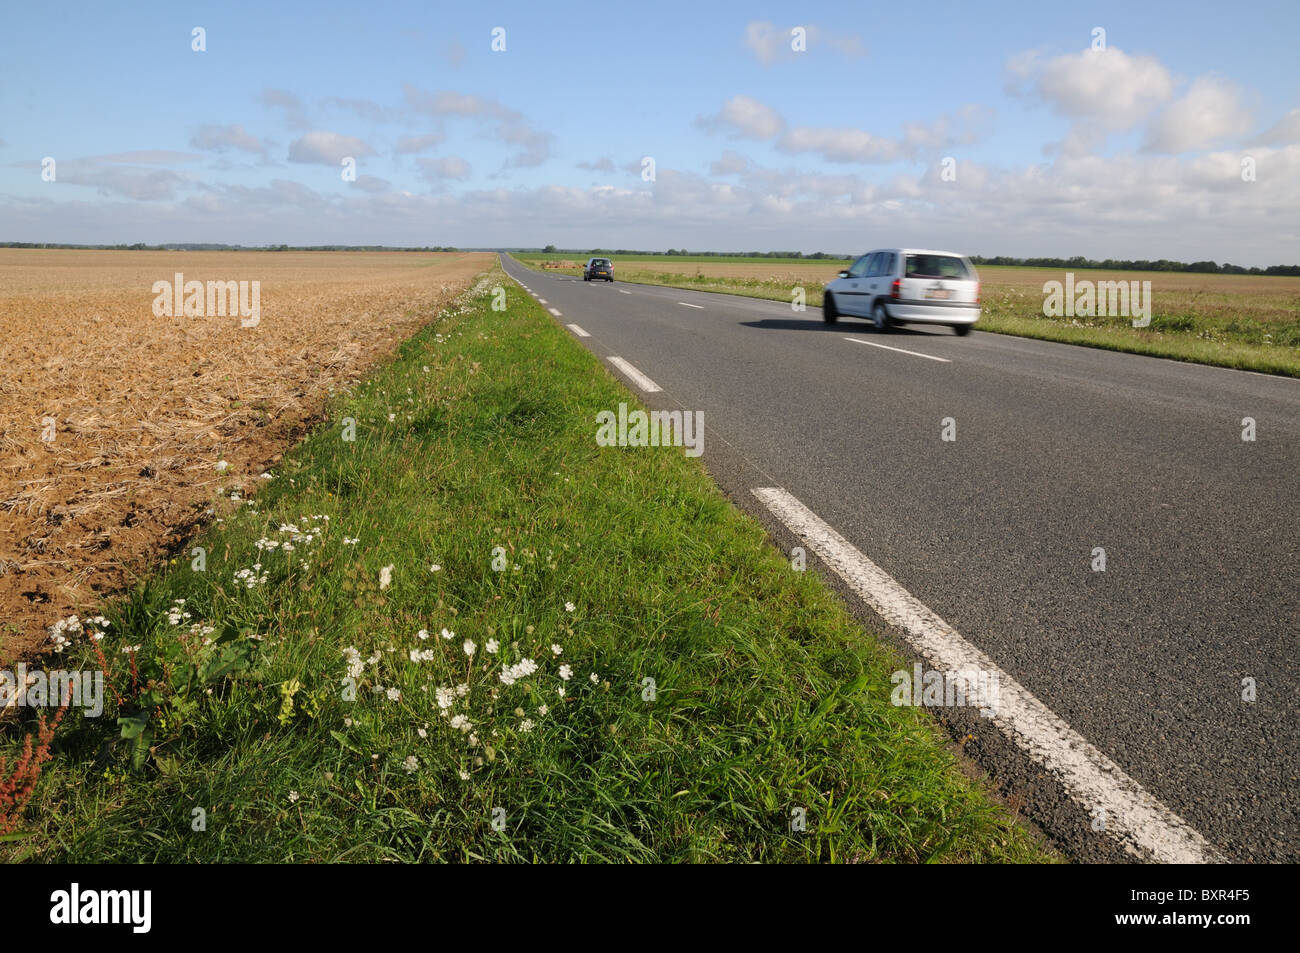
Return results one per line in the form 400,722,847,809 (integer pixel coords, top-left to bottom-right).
975,281,981,303
891,278,901,299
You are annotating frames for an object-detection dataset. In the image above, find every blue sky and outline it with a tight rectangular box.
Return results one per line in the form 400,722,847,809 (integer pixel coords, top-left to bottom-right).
2,0,1298,263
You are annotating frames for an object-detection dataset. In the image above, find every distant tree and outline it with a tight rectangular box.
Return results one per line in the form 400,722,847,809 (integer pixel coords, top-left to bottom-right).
543,244,557,253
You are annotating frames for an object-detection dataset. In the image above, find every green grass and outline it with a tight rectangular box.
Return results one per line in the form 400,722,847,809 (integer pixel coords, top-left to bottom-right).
513,255,1300,378
1,264,1051,863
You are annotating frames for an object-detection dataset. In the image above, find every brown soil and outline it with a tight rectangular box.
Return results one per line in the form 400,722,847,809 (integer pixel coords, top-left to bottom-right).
0,249,491,665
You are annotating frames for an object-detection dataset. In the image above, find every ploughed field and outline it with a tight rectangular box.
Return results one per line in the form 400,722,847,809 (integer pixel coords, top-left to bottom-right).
0,249,491,665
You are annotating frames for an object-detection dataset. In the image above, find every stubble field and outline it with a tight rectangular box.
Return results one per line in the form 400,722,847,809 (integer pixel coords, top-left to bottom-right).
0,249,490,665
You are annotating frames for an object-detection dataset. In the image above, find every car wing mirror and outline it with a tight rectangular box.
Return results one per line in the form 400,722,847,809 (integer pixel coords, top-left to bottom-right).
838,270,850,278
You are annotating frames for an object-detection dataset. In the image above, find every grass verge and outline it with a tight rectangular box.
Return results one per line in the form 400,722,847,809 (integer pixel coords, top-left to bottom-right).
513,255,1300,378
1,264,1051,863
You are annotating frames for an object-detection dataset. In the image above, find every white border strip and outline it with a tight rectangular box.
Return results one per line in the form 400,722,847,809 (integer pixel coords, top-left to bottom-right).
548,307,562,316
844,336,951,363
607,356,662,393
567,323,590,337
678,302,704,310
752,486,1222,864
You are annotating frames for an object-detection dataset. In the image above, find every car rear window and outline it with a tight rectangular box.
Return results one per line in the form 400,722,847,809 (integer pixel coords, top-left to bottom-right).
592,259,610,265
904,255,969,279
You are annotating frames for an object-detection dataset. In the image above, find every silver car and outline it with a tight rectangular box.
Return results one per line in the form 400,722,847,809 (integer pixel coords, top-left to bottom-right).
823,248,980,335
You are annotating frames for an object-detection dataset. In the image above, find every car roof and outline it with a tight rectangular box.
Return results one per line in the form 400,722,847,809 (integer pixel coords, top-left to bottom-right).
895,248,969,257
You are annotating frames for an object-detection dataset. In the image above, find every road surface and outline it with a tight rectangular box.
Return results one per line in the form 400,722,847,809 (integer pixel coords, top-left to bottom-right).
502,255,1299,863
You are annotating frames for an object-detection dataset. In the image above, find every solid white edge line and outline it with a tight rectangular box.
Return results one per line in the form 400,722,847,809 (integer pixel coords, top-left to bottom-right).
844,336,951,363
751,486,1224,864
566,324,590,337
678,302,704,309
607,356,662,393
548,307,562,316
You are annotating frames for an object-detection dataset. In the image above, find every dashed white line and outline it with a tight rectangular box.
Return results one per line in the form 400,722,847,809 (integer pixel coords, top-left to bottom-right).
844,336,951,363
678,302,704,309
618,289,631,295
548,307,562,316
607,356,662,393
538,298,548,304
750,486,1222,864
566,324,590,337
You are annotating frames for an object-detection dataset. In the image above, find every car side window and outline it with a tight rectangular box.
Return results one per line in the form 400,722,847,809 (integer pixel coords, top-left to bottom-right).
880,253,895,276
848,255,871,278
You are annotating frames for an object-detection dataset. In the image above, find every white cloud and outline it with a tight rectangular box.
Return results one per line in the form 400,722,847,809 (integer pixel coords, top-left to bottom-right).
79,150,201,165
577,157,616,172
697,95,786,140
53,162,194,201
260,88,309,129
709,151,748,175
1012,47,1175,129
394,132,444,155
288,131,376,165
418,156,471,181
1144,75,1254,153
744,21,866,65
701,97,990,164
321,97,389,123
351,174,391,193
1250,107,1300,146
190,124,265,155
403,86,552,167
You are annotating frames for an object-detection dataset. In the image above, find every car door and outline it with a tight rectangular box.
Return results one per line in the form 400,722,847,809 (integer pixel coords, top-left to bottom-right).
865,251,895,312
837,253,877,316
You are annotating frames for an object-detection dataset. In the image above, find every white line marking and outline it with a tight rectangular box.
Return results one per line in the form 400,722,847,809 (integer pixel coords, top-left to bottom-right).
548,307,562,316
566,324,590,337
751,486,1224,865
618,289,631,295
607,356,662,393
678,302,704,309
844,336,951,363
538,298,548,304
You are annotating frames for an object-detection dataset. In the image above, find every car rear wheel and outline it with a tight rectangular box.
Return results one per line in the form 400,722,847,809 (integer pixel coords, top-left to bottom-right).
823,292,839,323
872,302,890,332
953,324,972,336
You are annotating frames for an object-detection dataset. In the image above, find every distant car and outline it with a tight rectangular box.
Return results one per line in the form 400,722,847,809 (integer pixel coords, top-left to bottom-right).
822,248,979,335
584,257,614,282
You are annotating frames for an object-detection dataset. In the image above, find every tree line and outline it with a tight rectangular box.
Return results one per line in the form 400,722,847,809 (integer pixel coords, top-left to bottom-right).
539,246,1300,275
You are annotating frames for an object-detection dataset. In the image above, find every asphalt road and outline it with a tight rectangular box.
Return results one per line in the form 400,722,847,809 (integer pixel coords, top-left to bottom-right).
502,255,1300,863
